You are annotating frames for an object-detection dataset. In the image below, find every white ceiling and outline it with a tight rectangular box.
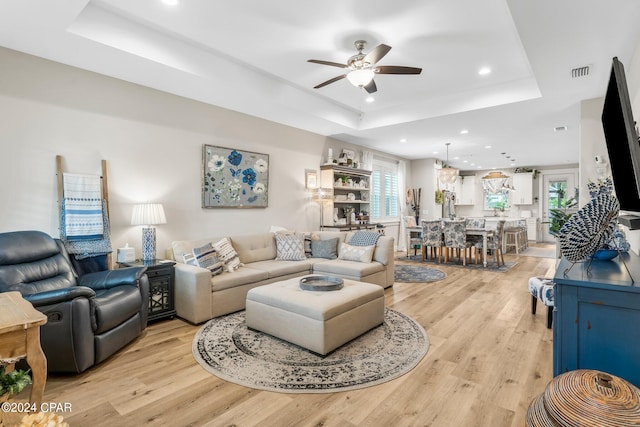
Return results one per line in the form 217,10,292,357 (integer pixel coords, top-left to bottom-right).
1,0,640,170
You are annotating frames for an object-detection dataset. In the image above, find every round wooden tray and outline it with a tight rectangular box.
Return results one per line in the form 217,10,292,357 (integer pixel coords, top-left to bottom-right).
299,275,344,291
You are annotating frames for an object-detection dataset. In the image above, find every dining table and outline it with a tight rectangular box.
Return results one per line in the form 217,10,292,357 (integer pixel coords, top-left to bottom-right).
465,227,495,268
406,222,496,267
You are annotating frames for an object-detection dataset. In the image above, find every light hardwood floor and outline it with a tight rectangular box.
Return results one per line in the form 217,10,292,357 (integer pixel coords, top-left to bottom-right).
32,246,556,427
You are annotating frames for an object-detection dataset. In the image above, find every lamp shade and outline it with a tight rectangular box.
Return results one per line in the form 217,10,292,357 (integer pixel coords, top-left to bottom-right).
347,69,375,87
131,203,167,226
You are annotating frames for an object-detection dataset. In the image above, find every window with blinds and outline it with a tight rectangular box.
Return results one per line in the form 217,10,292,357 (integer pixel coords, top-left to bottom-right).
371,159,399,221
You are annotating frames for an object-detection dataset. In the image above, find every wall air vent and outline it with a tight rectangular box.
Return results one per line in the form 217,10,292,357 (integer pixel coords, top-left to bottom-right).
571,65,590,78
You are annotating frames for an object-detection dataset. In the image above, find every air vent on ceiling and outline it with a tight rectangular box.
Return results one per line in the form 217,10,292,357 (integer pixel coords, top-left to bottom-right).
554,126,568,132
571,65,590,78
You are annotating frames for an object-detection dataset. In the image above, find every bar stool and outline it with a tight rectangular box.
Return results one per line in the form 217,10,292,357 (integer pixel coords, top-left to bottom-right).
505,219,527,254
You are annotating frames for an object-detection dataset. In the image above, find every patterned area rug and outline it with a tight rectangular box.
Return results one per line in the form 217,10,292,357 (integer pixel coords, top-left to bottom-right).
398,254,518,272
192,308,429,393
394,264,446,282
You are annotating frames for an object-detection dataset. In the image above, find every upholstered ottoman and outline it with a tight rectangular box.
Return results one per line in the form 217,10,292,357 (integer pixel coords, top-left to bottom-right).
245,276,385,355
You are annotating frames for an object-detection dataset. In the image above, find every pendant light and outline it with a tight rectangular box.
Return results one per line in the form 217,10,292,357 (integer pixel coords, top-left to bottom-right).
438,143,459,184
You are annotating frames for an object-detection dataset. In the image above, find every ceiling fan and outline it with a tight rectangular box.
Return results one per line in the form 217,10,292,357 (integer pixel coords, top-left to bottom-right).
307,40,422,94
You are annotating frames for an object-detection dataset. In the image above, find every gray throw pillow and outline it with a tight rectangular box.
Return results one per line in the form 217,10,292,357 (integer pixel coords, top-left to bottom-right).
311,238,339,259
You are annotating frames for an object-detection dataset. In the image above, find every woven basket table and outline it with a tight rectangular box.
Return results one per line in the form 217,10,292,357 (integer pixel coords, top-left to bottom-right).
526,369,640,426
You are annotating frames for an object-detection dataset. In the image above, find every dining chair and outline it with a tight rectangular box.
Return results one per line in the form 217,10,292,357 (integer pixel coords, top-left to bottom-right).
464,217,486,263
442,220,469,265
421,220,444,262
475,219,506,266
405,216,421,256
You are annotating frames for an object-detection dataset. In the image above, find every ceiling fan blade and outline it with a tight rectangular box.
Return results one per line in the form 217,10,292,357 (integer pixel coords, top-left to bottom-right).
364,79,377,94
314,74,347,89
375,66,422,75
307,59,347,68
364,44,391,65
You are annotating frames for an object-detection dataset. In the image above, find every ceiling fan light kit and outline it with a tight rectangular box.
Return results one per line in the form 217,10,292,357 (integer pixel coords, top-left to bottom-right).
308,40,421,94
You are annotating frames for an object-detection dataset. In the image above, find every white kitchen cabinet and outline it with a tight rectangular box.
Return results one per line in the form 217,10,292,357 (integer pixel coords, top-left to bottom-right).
454,176,476,205
511,172,533,205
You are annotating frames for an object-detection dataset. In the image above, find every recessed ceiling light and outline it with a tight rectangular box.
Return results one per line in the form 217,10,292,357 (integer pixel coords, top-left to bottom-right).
366,96,375,103
478,67,491,76
470,163,475,166
460,129,469,135
484,145,492,149
161,0,180,5
453,156,460,160
400,138,407,143
477,166,482,169
432,151,439,154
463,160,468,163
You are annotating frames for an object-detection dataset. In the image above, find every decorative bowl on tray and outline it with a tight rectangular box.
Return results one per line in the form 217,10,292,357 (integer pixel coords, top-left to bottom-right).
591,248,618,261
299,275,344,291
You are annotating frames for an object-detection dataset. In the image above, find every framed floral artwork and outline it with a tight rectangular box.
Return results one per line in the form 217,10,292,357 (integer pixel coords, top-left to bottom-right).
202,145,269,208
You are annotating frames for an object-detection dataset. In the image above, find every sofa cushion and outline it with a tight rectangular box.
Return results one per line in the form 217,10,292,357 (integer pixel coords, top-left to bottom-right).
338,243,375,263
275,234,306,261
192,243,223,275
312,259,384,279
311,237,339,259
246,259,316,278
210,267,269,292
212,238,242,272
230,233,277,264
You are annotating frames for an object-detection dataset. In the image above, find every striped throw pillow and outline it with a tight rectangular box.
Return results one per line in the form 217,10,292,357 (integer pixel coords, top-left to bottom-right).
191,243,223,276
212,237,242,272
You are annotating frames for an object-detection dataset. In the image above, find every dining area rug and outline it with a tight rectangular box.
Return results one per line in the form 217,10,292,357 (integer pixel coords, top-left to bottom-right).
192,308,429,393
398,254,517,272
394,264,446,282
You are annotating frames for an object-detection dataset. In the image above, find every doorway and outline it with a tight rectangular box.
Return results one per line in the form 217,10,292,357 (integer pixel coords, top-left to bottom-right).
541,173,577,242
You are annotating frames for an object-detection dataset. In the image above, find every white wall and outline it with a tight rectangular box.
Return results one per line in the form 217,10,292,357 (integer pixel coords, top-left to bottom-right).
0,47,383,260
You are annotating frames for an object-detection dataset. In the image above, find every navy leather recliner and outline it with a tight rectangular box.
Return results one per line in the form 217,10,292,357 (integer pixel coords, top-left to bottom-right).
0,230,149,373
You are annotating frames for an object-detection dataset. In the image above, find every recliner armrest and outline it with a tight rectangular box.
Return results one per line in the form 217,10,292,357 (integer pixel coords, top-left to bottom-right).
25,286,96,307
79,267,147,291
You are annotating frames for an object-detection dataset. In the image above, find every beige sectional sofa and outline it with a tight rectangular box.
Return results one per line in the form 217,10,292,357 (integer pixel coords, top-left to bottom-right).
170,231,394,324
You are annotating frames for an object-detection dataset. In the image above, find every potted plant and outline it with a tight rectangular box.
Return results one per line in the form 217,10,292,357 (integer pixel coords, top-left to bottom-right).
0,366,31,401
543,188,579,257
0,366,32,424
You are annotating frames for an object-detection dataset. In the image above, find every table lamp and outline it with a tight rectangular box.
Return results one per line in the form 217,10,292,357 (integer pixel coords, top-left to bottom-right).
131,203,167,261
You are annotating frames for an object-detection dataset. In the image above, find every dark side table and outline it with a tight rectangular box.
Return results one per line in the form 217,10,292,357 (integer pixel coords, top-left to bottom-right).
118,259,176,322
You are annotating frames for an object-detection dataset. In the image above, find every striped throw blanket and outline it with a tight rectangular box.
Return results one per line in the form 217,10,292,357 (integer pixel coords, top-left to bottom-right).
62,173,104,240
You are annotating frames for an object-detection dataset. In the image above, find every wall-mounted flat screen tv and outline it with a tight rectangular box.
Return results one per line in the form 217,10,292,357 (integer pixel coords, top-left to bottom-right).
602,57,640,223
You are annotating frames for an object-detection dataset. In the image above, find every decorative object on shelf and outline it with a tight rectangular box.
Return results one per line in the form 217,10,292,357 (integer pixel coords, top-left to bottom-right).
305,169,318,189
312,187,333,229
438,143,459,185
347,193,356,201
131,203,167,261
202,145,269,208
559,192,620,274
591,248,619,261
481,171,512,194
326,148,334,164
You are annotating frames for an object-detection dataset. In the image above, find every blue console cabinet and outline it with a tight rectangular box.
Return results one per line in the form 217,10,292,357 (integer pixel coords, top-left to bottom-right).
553,253,640,387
